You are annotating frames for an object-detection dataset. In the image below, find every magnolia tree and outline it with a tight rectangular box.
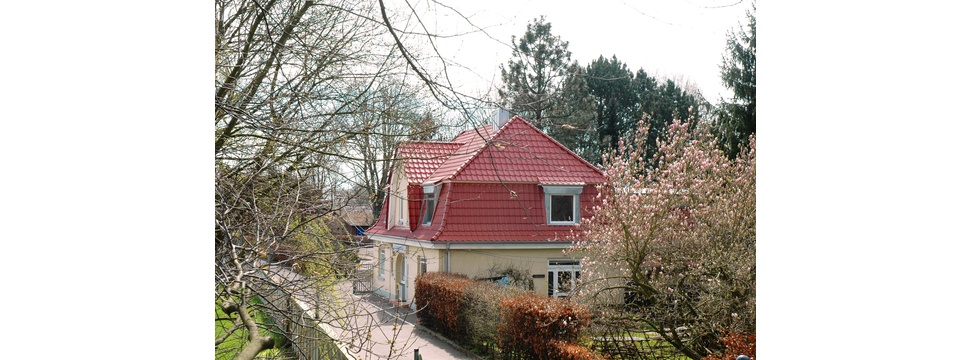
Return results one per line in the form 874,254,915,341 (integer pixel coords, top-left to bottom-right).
569,116,755,360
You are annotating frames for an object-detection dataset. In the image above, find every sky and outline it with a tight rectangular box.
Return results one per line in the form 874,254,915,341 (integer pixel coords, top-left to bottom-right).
419,0,755,103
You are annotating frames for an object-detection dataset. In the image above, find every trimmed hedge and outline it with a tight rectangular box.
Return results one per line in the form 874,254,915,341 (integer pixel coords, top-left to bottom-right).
416,272,602,360
498,294,601,360
414,272,471,337
461,281,514,357
548,340,603,360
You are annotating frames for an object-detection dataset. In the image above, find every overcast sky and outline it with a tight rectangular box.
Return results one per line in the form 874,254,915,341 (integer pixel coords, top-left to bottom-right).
423,0,755,103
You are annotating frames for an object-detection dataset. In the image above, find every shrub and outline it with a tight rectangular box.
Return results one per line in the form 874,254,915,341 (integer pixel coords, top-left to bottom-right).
548,340,605,360
701,331,755,360
460,281,527,357
498,294,596,360
414,272,471,337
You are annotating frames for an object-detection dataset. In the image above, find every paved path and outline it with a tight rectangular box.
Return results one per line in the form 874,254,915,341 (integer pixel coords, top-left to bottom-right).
260,263,474,359
338,287,476,360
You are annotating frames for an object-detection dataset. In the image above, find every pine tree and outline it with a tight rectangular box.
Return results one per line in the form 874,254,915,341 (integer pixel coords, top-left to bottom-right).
499,17,597,163
716,6,756,158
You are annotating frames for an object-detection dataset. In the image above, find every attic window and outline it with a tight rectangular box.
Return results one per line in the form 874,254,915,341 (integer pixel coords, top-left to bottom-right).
541,185,582,225
421,184,440,226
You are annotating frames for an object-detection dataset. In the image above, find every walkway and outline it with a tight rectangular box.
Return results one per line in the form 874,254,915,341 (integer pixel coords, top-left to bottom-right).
336,286,475,360
260,263,474,359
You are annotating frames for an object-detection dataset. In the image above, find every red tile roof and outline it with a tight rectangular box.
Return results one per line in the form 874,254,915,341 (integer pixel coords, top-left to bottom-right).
397,141,463,184
366,116,606,243
426,116,605,184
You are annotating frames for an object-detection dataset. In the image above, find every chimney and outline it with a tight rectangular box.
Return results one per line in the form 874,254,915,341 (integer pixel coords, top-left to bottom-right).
491,108,511,131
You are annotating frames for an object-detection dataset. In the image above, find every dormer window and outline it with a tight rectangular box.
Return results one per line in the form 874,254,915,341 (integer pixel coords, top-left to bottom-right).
421,184,440,226
388,164,409,229
541,185,583,225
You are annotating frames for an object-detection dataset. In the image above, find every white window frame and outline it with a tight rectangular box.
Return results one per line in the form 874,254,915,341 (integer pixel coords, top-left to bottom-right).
420,184,440,226
389,165,409,229
548,259,581,298
541,185,582,225
378,248,386,280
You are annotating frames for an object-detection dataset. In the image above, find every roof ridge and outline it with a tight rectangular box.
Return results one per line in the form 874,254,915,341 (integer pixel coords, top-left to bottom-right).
437,119,509,182
402,140,465,145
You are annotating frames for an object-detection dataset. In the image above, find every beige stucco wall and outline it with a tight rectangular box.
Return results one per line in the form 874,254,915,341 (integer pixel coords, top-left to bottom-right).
370,244,442,304
447,248,580,296
369,243,586,305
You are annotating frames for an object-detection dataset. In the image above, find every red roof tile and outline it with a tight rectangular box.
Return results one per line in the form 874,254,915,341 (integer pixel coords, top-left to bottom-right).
428,116,604,184
397,141,463,184
366,116,606,243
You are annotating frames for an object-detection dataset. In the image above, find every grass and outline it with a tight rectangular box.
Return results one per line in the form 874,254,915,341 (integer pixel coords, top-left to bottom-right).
215,296,289,360
587,330,694,360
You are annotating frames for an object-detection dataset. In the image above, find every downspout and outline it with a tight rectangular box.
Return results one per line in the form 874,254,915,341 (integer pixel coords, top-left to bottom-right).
446,243,451,273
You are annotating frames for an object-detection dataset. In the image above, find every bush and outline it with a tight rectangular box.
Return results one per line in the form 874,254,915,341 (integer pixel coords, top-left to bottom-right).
460,281,527,357
498,294,598,360
701,331,755,360
548,340,604,360
414,272,471,337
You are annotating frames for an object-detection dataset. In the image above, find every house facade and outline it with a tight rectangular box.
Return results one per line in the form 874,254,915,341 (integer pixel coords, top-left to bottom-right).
364,113,606,306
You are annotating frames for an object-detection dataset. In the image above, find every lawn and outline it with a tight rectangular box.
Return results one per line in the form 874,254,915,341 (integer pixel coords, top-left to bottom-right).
215,297,288,360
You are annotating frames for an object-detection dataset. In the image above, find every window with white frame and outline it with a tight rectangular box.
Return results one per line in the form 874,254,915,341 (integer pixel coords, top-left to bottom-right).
421,184,440,226
547,259,581,298
388,166,409,228
378,248,385,279
541,185,582,225
418,256,427,276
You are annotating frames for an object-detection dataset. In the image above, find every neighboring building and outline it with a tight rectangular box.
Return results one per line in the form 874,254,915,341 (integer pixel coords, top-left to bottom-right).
329,206,374,246
363,112,606,307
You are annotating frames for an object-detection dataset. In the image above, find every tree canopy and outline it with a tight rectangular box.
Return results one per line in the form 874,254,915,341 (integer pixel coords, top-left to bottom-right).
215,0,450,358
499,19,705,167
499,17,596,148
715,5,756,159
571,117,756,359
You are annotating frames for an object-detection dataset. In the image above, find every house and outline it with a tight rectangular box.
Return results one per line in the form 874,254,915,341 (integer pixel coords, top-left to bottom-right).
363,111,606,307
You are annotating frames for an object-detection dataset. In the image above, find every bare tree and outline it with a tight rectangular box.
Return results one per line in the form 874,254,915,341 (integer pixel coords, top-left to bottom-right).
215,0,419,359
215,0,501,358
342,81,442,221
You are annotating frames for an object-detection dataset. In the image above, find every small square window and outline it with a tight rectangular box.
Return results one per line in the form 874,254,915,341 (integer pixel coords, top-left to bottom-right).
550,195,574,222
542,185,582,225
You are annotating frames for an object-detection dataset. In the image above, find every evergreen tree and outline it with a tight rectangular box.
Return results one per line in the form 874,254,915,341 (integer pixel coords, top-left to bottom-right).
549,62,598,164
499,17,597,163
637,75,699,167
715,5,756,158
499,16,572,130
585,55,637,156
584,56,701,166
